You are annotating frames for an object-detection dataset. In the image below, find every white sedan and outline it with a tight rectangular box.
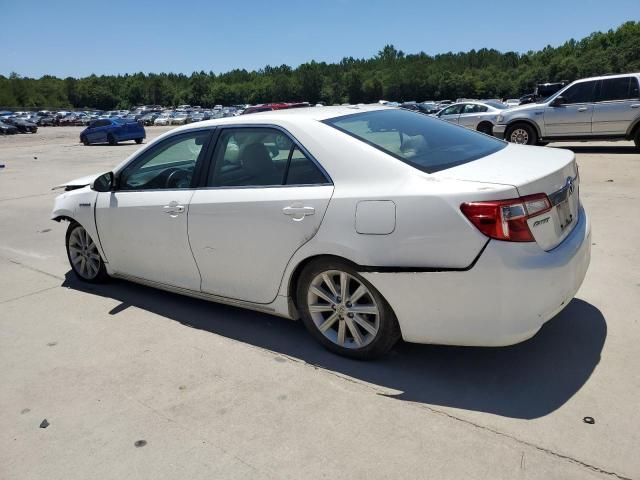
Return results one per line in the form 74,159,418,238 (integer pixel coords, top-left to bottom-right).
153,113,173,126
435,101,510,135
52,106,591,359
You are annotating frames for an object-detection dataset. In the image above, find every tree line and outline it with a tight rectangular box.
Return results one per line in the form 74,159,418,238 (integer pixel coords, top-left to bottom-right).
1,21,639,110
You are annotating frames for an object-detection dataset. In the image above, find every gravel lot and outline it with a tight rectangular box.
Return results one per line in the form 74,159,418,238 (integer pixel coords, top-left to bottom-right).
1,126,639,480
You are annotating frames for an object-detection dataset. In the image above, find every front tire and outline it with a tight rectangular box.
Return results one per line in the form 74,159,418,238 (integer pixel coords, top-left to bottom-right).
296,258,400,359
634,127,640,149
135,138,143,144
81,135,90,146
506,123,538,145
107,134,117,146
65,222,108,283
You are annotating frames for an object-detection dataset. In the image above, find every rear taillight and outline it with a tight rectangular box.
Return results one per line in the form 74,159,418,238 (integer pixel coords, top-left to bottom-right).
460,193,552,242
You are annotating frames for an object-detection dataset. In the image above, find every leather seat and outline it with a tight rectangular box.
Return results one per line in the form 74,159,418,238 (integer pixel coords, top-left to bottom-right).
239,143,281,185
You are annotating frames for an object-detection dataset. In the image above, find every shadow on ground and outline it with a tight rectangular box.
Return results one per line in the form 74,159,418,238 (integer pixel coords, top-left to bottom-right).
62,273,605,419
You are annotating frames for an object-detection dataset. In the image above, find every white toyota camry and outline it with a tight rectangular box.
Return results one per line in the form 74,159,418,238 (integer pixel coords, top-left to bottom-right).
52,105,591,359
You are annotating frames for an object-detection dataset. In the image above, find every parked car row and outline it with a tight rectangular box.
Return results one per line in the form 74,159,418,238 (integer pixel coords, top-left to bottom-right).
0,115,38,134
396,73,640,149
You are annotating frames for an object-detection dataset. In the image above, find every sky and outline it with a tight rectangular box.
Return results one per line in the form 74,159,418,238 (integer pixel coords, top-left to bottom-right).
0,0,637,78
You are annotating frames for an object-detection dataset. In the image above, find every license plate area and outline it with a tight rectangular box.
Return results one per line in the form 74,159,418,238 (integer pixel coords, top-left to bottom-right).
552,177,579,233
557,199,574,231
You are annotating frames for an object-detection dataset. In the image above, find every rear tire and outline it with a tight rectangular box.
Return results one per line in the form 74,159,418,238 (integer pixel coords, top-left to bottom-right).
477,122,493,135
506,123,538,145
135,138,143,144
107,134,117,146
296,258,401,359
634,127,640,149
65,222,109,283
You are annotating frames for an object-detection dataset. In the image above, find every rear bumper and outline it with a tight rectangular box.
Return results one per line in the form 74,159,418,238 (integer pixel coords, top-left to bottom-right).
362,206,591,346
492,124,507,139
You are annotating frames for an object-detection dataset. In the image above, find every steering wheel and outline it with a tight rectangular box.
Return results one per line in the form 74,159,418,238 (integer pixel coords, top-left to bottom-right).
165,169,192,189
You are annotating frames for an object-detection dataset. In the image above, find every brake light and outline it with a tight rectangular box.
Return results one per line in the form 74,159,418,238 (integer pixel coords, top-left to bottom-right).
460,193,552,242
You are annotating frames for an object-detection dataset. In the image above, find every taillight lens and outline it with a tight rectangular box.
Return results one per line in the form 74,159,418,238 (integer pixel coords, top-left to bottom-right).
460,193,552,242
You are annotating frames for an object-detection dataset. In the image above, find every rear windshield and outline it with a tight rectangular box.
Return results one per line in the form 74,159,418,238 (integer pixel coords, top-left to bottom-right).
323,109,506,173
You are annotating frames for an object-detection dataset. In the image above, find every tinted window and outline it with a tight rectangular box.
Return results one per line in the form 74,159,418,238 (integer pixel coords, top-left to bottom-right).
119,131,209,190
440,105,463,116
561,81,596,104
207,128,327,187
598,77,635,101
324,109,506,174
631,78,640,98
285,147,327,185
462,104,488,113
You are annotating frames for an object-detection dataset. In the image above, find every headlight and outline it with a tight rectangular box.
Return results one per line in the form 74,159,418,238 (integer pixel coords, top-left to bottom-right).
496,115,505,123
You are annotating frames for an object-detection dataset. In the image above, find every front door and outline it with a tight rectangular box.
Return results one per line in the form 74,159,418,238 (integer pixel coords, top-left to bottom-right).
95,129,213,290
188,127,333,304
544,80,597,136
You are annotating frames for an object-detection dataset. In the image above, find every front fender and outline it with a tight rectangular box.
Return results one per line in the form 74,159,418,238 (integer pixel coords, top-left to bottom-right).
52,188,108,263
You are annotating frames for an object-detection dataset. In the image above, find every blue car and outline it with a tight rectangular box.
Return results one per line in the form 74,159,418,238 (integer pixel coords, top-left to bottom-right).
80,119,146,146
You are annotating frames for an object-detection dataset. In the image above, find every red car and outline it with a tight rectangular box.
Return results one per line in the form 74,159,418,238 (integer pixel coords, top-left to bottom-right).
242,102,309,115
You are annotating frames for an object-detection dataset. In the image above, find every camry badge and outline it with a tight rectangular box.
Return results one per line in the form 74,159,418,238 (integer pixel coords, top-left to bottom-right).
566,177,575,195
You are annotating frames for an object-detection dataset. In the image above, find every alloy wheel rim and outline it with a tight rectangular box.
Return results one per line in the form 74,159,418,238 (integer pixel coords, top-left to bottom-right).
307,270,380,349
68,227,101,279
510,128,529,144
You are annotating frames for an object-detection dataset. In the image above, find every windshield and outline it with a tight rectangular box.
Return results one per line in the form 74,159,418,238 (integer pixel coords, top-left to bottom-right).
323,109,506,173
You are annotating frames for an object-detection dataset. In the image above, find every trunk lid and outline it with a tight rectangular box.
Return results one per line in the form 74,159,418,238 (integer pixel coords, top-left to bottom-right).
438,144,579,251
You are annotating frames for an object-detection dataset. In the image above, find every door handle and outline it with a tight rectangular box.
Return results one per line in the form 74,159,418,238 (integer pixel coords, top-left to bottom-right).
631,104,640,109
163,202,185,215
577,107,588,112
283,205,315,221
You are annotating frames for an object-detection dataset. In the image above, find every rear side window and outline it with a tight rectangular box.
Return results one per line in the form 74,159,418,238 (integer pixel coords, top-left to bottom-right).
440,105,464,116
463,104,488,113
324,109,506,174
598,77,638,101
207,128,329,187
561,81,596,104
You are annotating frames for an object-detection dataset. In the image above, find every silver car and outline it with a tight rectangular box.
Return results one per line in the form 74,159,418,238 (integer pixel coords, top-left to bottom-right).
435,101,508,135
493,73,640,147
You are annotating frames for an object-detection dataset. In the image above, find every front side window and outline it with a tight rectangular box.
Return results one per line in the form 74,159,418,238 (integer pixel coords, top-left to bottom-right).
119,130,210,190
561,81,596,104
324,109,506,174
598,77,636,101
207,128,328,187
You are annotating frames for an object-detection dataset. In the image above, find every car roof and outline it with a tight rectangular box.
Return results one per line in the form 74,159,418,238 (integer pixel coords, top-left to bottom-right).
573,72,640,83
172,104,392,131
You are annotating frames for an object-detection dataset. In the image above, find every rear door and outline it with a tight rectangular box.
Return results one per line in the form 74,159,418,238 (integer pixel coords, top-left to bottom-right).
544,80,597,136
592,76,640,135
458,104,488,129
188,126,333,304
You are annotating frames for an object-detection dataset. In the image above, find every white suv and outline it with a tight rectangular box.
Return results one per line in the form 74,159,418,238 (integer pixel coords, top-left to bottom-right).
493,73,640,148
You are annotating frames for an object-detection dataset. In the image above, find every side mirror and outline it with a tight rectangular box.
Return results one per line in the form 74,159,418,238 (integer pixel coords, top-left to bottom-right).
551,96,566,107
91,172,114,192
